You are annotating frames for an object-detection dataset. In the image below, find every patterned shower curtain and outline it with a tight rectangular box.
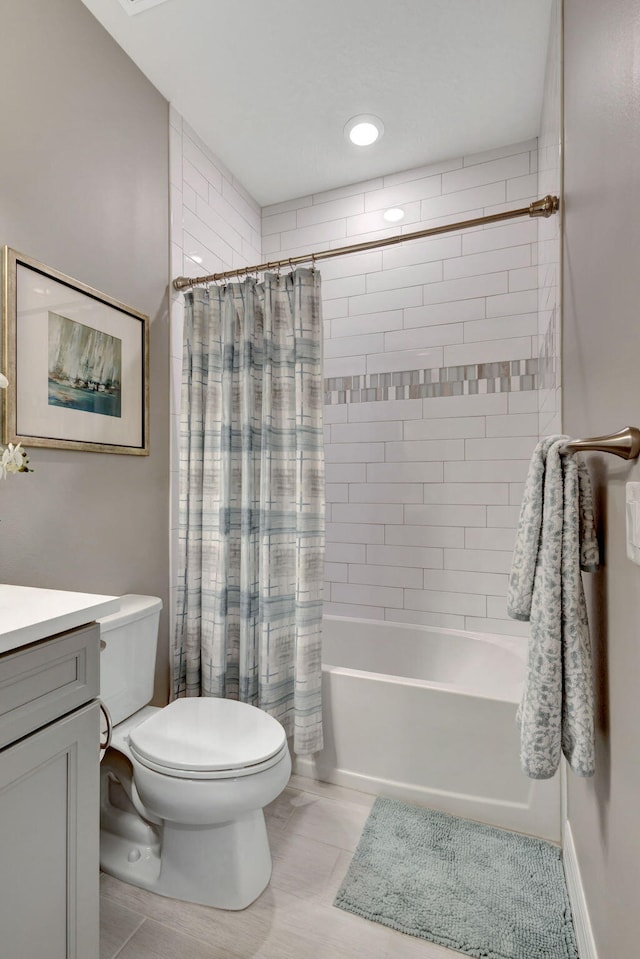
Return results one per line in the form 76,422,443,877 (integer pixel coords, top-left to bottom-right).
172,269,324,755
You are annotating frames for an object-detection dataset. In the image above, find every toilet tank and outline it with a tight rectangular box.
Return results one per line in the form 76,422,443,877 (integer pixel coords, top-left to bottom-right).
98,594,163,726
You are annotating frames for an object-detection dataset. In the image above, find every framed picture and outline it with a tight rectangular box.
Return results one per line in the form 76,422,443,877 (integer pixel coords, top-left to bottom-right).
2,247,149,455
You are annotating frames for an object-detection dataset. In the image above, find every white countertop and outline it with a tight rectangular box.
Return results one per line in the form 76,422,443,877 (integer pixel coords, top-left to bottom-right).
0,585,120,655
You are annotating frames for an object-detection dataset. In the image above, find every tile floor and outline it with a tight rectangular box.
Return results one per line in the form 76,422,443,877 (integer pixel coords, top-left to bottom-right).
100,774,466,959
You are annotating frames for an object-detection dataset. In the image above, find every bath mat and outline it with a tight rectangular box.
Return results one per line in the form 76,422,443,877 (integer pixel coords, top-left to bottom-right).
334,798,577,959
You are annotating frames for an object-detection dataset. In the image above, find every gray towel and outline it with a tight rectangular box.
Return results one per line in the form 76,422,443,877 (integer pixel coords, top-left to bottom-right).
507,436,599,779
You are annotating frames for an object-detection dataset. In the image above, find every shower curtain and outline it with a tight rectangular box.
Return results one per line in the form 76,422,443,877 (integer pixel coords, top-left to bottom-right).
172,268,325,755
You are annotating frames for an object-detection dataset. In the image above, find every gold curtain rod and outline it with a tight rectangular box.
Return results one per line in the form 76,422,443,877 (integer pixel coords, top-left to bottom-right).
173,194,559,291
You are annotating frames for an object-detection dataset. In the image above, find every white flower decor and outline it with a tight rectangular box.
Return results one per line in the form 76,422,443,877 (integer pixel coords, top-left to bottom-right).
1,442,30,478
0,375,32,478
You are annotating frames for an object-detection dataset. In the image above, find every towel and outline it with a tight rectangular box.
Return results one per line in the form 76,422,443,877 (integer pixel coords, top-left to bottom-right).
507,436,599,779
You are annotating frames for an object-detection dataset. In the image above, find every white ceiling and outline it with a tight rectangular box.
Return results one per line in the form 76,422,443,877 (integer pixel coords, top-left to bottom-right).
80,0,553,207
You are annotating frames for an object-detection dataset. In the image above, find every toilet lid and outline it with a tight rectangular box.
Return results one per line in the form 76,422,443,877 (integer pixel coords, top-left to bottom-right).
128,698,287,774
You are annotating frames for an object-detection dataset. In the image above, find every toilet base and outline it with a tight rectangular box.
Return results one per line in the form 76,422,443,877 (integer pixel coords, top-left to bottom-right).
101,809,272,910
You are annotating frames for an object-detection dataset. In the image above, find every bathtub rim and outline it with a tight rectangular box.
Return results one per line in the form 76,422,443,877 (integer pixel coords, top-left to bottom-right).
321,614,527,704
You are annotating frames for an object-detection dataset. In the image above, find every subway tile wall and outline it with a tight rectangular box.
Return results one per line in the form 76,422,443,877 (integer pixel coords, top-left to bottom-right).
169,107,262,629
169,111,556,640
263,139,542,636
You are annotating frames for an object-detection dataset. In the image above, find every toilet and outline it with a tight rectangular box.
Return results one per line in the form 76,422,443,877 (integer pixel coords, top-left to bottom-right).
98,595,291,910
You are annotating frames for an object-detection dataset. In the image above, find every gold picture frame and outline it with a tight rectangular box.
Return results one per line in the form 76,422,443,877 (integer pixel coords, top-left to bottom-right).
2,247,149,455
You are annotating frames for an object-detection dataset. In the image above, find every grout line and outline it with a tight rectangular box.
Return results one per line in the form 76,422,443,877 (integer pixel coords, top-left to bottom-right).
110,915,146,959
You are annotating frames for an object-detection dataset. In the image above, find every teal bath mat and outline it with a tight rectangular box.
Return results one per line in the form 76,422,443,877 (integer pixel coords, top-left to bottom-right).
334,798,578,959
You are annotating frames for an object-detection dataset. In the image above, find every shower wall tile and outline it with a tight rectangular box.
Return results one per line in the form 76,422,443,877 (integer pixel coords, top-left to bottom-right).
348,483,423,504
444,548,513,574
325,542,366,565
463,312,538,343
421,568,509,596
325,463,366,483
169,112,262,631
382,234,461,271
441,152,531,194
325,523,385,545
462,219,537,255
385,525,464,549
465,528,517,551
332,503,404,525
367,545,444,569
422,483,509,505
348,398,423,422
508,390,539,414
404,589,487,617
486,289,538,317
442,244,530,281
404,416,485,440
262,141,542,634
365,461,443,483
421,271,509,306
332,583,404,608
324,563,348,583
444,459,530,483
348,564,424,590
404,297,486,328
330,421,403,444
486,413,539,436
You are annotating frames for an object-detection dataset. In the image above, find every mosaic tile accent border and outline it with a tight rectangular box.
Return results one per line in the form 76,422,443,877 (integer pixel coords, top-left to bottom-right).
324,358,540,405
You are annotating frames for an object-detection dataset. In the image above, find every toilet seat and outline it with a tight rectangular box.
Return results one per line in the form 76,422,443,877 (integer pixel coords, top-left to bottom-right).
128,697,288,781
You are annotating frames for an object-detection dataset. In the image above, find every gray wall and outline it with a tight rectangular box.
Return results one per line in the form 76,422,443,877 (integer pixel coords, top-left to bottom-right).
564,1,640,955
0,0,170,701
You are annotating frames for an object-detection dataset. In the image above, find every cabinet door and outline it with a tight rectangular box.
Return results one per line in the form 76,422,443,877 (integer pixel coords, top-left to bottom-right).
0,701,100,959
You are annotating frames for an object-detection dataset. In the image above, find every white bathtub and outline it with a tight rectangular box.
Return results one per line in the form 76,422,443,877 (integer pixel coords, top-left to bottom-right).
294,616,560,841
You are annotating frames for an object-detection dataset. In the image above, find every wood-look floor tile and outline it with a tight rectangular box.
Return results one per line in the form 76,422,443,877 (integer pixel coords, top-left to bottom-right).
99,897,144,959
100,782,469,959
382,927,471,959
264,785,301,830
114,917,240,959
101,873,273,956
251,885,390,959
271,831,342,900
264,785,303,854
287,793,371,851
319,848,354,906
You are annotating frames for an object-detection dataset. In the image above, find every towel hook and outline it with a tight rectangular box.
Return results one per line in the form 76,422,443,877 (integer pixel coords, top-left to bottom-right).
563,426,640,460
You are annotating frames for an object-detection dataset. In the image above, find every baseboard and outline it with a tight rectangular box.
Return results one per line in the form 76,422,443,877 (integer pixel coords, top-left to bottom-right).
563,819,599,959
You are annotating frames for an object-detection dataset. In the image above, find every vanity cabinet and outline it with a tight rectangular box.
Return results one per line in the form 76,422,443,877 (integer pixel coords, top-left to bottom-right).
0,623,101,959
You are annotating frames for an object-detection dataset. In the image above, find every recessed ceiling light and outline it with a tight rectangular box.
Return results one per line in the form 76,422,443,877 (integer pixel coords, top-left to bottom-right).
344,114,384,147
383,208,405,223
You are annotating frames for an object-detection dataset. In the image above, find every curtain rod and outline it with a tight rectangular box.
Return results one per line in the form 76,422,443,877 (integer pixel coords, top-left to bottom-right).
172,195,559,291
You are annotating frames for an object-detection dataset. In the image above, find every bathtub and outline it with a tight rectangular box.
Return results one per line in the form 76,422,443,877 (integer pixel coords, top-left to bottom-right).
293,616,560,841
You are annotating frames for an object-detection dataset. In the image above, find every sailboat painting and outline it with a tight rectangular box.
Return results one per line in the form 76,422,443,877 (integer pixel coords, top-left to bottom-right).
48,312,122,418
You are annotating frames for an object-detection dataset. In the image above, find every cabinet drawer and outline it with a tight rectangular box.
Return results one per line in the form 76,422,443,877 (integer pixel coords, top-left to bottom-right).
0,624,99,748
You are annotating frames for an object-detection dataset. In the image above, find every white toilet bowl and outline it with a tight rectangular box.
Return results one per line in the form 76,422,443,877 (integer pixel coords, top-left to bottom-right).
98,597,292,911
